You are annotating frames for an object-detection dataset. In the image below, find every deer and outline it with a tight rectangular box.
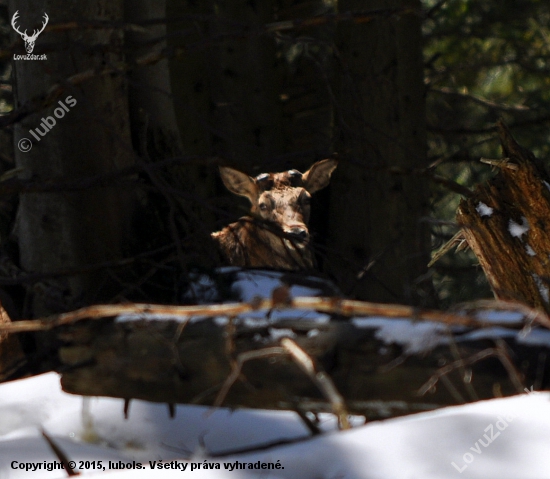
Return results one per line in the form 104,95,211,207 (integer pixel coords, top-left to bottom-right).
11,11,49,54
212,159,337,270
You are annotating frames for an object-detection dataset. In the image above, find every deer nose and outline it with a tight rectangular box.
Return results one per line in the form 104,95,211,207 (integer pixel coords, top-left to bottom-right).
288,227,309,241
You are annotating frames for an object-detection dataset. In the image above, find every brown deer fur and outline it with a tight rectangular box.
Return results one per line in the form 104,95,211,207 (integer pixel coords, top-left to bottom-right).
212,159,337,270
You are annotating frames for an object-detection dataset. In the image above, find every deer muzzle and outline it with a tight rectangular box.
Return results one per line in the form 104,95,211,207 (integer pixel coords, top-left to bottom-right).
284,224,310,249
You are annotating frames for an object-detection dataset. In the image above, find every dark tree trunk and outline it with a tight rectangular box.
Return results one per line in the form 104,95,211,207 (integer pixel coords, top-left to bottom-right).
327,0,432,305
9,0,135,316
125,0,183,158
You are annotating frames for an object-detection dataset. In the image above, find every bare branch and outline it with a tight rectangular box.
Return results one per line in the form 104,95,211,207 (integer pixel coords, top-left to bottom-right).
281,338,350,429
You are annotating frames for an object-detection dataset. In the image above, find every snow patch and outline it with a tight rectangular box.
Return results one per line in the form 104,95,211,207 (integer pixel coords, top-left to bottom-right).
116,313,187,323
526,244,536,256
474,310,524,325
307,328,320,338
532,273,550,304
476,202,493,217
509,217,529,237
268,328,297,341
351,317,449,354
231,270,330,302
213,316,229,326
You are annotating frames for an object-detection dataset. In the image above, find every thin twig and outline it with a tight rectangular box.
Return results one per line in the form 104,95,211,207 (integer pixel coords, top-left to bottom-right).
213,338,350,430
480,157,518,170
281,338,350,430
428,230,467,268
417,348,498,397
417,342,525,397
213,347,285,408
41,429,79,476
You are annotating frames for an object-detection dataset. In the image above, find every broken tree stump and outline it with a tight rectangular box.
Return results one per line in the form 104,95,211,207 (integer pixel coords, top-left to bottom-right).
457,121,550,313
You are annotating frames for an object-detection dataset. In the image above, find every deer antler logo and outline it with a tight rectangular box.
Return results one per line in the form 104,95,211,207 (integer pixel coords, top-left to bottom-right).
11,11,49,54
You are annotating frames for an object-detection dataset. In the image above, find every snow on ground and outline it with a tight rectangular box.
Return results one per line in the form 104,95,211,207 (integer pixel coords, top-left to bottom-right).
1,372,550,479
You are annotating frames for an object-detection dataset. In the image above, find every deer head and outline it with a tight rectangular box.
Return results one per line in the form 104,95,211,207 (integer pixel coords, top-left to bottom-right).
214,159,337,269
11,11,49,54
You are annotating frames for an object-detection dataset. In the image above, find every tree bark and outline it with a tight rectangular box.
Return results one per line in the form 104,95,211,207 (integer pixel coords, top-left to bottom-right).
208,0,286,173
457,122,550,313
125,0,182,158
327,0,432,305
10,0,135,316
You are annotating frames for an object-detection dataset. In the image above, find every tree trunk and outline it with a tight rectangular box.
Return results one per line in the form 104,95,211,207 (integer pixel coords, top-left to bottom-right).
208,0,286,173
125,0,182,158
164,0,221,250
10,0,135,316
327,0,432,305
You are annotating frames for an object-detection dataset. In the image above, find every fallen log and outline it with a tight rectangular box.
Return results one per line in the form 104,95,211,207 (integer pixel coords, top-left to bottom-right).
1,296,544,420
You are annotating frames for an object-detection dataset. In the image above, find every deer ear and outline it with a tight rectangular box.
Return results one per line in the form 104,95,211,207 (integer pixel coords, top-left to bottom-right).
303,159,338,194
219,167,259,203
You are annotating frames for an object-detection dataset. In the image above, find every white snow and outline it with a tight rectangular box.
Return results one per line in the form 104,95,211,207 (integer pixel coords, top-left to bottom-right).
116,313,187,323
306,328,320,338
516,327,550,346
2,373,550,478
532,273,550,304
351,317,451,354
179,268,337,306
526,244,536,256
228,270,334,303
474,309,524,325
267,327,296,341
508,217,529,237
476,202,494,217
351,312,550,353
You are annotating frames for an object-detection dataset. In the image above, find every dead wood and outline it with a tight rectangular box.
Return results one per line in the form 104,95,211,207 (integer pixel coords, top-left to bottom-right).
457,121,550,313
2,293,550,419
22,300,550,418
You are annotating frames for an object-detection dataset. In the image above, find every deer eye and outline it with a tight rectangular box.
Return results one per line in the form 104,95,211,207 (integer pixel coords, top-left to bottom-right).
259,203,268,211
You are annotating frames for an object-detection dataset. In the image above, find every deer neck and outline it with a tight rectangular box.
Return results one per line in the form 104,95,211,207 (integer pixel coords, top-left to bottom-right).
229,216,313,270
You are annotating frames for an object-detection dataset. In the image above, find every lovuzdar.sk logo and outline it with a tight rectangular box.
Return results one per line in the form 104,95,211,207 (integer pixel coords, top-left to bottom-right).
11,10,48,60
